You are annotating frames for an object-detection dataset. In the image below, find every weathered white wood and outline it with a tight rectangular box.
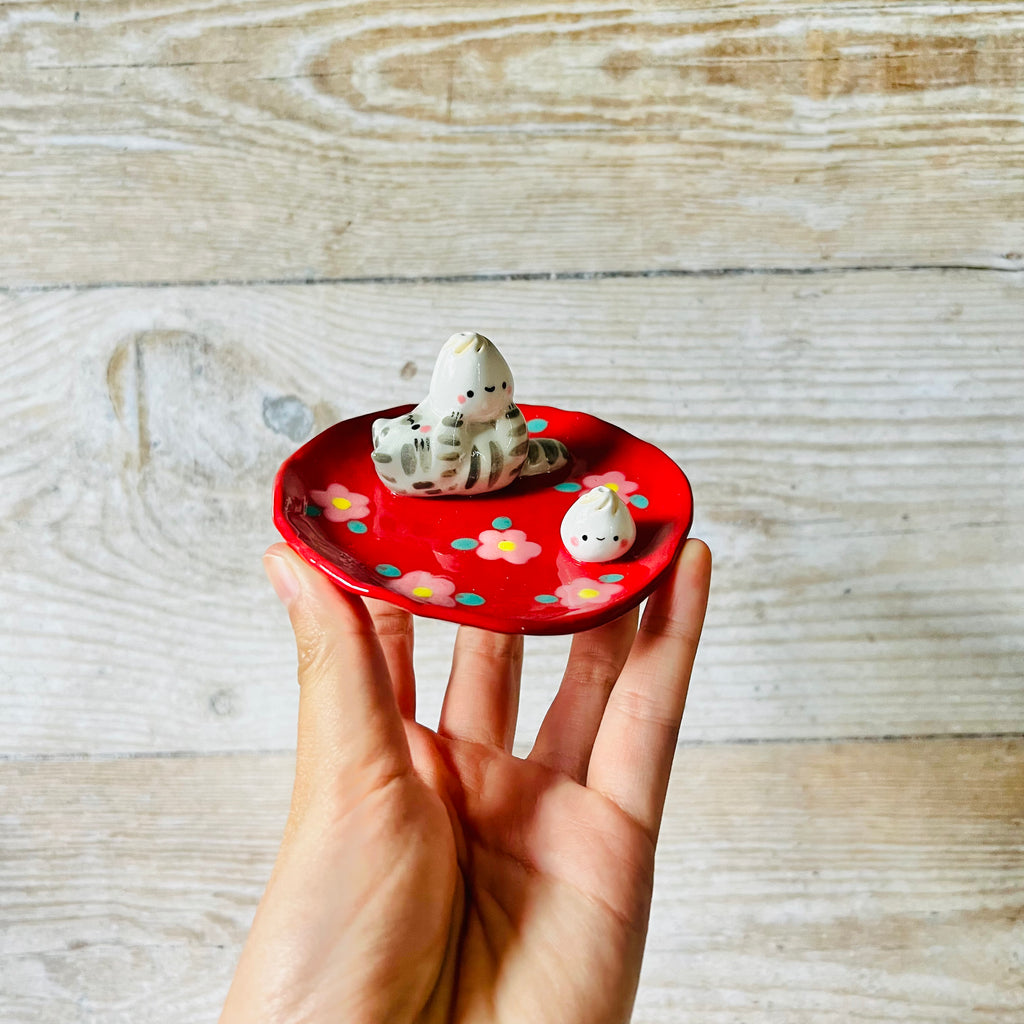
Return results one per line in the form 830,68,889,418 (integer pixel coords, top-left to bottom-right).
2,1,1023,285
639,737,1024,1023
0,754,285,1024
1,739,1020,1022
2,271,1022,755
2,4,1020,1022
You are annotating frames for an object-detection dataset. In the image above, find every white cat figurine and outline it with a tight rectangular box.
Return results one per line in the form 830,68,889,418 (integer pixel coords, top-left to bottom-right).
560,485,636,562
371,332,569,496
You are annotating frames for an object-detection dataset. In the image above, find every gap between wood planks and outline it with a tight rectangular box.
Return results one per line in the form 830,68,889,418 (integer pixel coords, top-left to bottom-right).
2,262,1022,295
2,731,1022,764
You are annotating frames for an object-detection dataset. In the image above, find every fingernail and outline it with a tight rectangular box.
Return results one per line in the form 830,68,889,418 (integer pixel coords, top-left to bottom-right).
263,552,300,607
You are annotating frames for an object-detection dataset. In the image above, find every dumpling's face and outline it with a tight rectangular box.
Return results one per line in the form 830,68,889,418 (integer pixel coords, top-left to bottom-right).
428,332,514,420
560,486,636,563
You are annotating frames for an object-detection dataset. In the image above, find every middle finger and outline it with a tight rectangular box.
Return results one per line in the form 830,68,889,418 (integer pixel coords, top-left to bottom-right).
364,597,416,719
438,626,524,751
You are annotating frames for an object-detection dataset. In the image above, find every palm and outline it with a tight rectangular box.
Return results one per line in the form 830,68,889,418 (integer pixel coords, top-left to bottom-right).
408,731,654,1024
222,540,710,1024
387,720,651,1024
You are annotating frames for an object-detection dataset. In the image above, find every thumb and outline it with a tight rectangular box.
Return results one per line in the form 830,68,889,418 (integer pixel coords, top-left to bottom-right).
263,543,411,801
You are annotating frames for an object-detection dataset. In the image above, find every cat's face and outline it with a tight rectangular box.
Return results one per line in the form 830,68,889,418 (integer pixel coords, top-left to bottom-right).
560,486,636,563
428,332,514,420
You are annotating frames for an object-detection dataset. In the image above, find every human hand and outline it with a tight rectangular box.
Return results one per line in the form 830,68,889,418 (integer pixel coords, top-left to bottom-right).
221,539,711,1024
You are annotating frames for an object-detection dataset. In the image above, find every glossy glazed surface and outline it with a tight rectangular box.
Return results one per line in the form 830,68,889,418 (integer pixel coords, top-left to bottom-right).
274,404,693,635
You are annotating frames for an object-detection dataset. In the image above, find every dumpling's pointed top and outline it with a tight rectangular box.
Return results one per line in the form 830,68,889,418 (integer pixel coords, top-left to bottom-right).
578,485,623,513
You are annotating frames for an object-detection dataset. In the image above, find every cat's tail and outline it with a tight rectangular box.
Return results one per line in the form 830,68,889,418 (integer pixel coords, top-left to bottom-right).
519,437,570,477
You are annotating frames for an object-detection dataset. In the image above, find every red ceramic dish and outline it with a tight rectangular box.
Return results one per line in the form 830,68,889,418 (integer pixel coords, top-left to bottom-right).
273,404,693,635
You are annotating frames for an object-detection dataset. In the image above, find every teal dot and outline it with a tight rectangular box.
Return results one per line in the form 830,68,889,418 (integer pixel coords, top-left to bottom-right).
304,504,322,517
451,537,479,550
347,520,368,534
455,592,486,606
630,494,649,509
526,418,548,433
599,573,624,583
491,516,512,529
554,482,582,492
375,563,401,578
534,594,558,604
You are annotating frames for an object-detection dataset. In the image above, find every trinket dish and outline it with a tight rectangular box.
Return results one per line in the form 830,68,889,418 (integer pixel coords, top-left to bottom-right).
273,404,693,635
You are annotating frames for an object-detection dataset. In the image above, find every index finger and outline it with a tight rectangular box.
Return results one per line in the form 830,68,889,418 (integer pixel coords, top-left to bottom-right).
586,539,711,840
263,544,411,798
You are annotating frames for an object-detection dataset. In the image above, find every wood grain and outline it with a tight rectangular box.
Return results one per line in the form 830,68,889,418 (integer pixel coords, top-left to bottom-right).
2,270,1021,755
2,1,1022,286
3,2,1021,1020
1,738,1020,1022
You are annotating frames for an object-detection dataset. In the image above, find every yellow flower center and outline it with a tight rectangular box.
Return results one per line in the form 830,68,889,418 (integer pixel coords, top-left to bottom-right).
605,483,619,491
497,540,517,551
412,586,433,598
578,588,600,599
332,497,352,511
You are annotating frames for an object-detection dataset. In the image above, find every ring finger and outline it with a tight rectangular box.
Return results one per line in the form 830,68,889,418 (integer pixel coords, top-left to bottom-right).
528,605,638,782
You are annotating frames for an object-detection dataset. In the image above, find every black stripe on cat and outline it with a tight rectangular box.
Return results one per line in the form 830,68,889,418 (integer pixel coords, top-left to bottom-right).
488,440,503,488
539,439,560,464
465,446,481,489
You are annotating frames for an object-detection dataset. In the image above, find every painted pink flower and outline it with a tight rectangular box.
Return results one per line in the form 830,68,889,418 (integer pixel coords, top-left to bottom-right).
475,528,542,565
555,577,625,610
309,483,370,523
389,570,457,607
580,470,638,497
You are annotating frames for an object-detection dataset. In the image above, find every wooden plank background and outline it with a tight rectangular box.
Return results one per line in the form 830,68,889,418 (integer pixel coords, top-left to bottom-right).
1,1,1022,1021
3,740,1022,1022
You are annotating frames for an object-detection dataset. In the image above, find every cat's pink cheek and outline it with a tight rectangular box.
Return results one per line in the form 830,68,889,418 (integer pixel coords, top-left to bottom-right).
457,394,467,404
619,538,629,548
570,536,579,547
419,424,431,433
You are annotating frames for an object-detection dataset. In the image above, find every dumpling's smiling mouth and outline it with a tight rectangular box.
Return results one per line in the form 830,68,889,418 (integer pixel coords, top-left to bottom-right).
595,536,605,541
484,385,496,392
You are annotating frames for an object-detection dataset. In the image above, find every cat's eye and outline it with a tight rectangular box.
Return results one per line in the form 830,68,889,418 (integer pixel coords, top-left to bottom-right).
613,535,619,541
582,534,588,541
502,381,507,389
467,389,475,398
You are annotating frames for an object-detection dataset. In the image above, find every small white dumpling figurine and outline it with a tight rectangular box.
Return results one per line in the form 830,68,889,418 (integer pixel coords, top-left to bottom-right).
371,332,569,496
560,485,636,562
